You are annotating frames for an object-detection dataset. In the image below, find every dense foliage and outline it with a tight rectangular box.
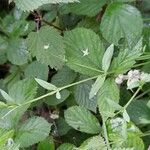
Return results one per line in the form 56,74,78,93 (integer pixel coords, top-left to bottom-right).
0,0,150,149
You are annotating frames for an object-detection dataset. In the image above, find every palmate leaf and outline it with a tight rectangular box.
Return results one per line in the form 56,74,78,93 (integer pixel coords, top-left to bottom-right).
15,117,51,147
64,28,104,76
65,106,101,134
14,0,79,12
27,26,65,70
100,3,143,47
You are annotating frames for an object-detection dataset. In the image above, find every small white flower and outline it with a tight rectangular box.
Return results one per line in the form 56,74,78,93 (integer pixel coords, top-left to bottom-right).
44,44,50,50
115,74,124,84
115,77,123,85
82,48,89,56
127,70,140,80
127,70,141,89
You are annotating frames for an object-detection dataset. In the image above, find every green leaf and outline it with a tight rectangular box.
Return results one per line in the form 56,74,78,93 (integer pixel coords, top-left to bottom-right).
57,143,76,150
0,90,14,103
45,89,70,105
7,39,30,65
51,66,77,87
107,117,127,142
8,79,37,104
24,61,49,80
122,133,145,150
74,76,97,112
15,117,51,147
64,28,104,76
56,117,71,136
127,100,150,124
0,129,14,148
0,101,8,108
102,44,114,72
100,3,143,47
89,75,106,99
67,0,106,17
64,106,101,134
79,135,107,150
98,78,120,119
115,0,135,2
37,137,55,150
27,26,65,70
35,78,57,91
0,106,29,129
111,38,143,74
123,110,130,122
14,0,79,12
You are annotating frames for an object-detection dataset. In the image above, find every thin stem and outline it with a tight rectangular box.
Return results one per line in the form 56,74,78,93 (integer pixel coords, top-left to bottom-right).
102,117,111,150
124,87,141,109
135,88,150,100
133,61,150,68
1,75,99,119
140,131,150,137
115,87,141,116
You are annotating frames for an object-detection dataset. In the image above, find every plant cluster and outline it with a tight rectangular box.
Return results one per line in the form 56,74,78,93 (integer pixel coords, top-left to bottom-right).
0,0,150,150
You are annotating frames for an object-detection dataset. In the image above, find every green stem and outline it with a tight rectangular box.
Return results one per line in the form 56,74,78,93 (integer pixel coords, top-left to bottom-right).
102,117,111,150
124,87,141,110
140,132,150,137
1,75,100,119
115,87,141,116
133,61,150,68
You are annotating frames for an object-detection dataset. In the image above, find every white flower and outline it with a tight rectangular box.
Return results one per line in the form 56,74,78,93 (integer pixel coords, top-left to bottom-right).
82,48,89,56
115,74,124,84
127,70,140,80
115,77,123,84
127,70,141,89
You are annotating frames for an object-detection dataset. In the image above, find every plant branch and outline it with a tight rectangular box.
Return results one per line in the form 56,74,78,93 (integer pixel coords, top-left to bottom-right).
115,87,141,116
1,75,100,119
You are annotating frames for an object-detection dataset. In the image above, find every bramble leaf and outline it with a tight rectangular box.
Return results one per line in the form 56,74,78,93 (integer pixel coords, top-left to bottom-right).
64,28,104,76
15,117,51,147
100,3,143,47
27,26,65,70
65,106,101,134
